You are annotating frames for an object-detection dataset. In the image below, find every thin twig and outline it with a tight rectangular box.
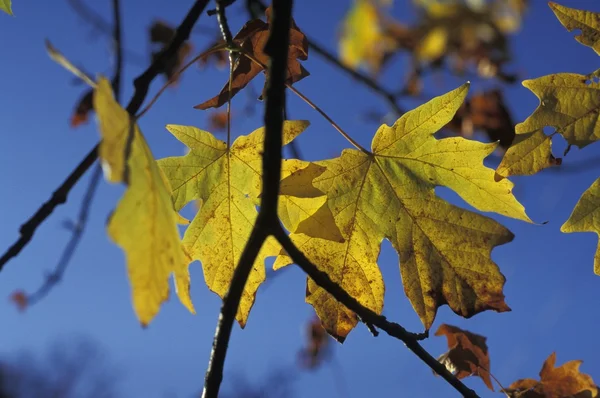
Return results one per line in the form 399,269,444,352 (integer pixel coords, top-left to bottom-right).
241,50,371,154
0,146,98,272
21,0,125,306
67,0,146,66
273,225,479,398
0,0,211,273
477,365,510,397
247,0,405,116
202,1,294,396
24,165,103,307
216,0,235,148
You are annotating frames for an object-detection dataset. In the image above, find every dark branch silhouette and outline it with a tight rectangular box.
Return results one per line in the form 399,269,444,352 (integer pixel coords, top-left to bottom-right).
0,0,211,273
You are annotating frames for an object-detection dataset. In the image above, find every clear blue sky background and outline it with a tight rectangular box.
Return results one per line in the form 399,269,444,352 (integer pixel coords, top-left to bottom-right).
1,0,600,397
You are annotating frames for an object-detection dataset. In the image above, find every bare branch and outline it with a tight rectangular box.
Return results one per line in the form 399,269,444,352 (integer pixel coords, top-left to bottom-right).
0,0,211,272
0,145,98,272
246,0,405,116
202,0,294,396
18,0,125,306
273,225,479,398
23,165,103,307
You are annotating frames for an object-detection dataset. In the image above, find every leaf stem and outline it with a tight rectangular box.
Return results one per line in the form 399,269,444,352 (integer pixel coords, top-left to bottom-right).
135,46,225,120
216,0,235,147
241,49,372,155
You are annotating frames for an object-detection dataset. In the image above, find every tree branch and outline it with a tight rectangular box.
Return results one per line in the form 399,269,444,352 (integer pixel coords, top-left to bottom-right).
246,0,405,116
202,0,293,396
22,165,103,307
15,0,125,305
0,0,210,273
272,225,479,398
0,145,98,272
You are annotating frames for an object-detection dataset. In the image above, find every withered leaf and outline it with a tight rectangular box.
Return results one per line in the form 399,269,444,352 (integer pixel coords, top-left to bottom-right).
297,316,331,370
435,324,494,391
504,352,599,398
448,89,516,150
195,7,309,110
70,88,94,128
149,20,193,84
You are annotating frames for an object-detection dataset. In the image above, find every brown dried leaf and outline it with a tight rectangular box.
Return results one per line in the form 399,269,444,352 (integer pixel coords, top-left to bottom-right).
70,89,94,128
448,89,515,149
10,290,28,312
504,353,599,398
207,110,229,132
435,324,494,391
149,20,193,84
297,316,330,369
195,7,309,110
198,38,228,70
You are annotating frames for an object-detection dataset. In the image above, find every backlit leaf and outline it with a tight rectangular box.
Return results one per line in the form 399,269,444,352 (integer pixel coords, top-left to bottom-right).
504,352,599,398
158,121,332,326
0,0,12,15
561,177,600,275
276,84,529,339
93,78,194,326
516,70,600,150
339,0,390,73
549,2,600,56
195,8,309,110
495,130,561,181
435,324,493,391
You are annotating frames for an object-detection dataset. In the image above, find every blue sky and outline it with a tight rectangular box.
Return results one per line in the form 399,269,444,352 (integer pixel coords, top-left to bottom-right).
1,0,600,397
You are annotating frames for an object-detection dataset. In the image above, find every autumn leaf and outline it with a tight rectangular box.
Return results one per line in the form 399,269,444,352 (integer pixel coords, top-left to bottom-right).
561,177,600,275
149,20,193,84
1,0,12,15
504,352,599,398
298,316,331,369
495,130,561,181
276,84,530,339
339,0,397,74
9,290,27,312
93,77,194,326
549,2,600,56
434,324,493,391
157,121,338,326
195,7,309,110
70,89,94,128
207,110,229,132
449,89,517,150
516,70,600,150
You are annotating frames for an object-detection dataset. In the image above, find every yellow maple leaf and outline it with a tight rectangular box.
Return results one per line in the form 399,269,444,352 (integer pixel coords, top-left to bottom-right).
338,0,394,74
549,2,600,56
495,129,561,181
561,178,600,275
157,121,337,326
93,77,194,326
276,84,530,339
516,69,600,150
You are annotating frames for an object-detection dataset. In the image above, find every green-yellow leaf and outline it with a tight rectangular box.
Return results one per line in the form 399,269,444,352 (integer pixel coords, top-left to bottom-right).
339,0,394,73
0,0,12,15
516,70,600,150
549,2,600,56
561,177,600,275
93,78,194,326
158,121,333,326
277,83,528,339
416,27,448,62
495,130,561,180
